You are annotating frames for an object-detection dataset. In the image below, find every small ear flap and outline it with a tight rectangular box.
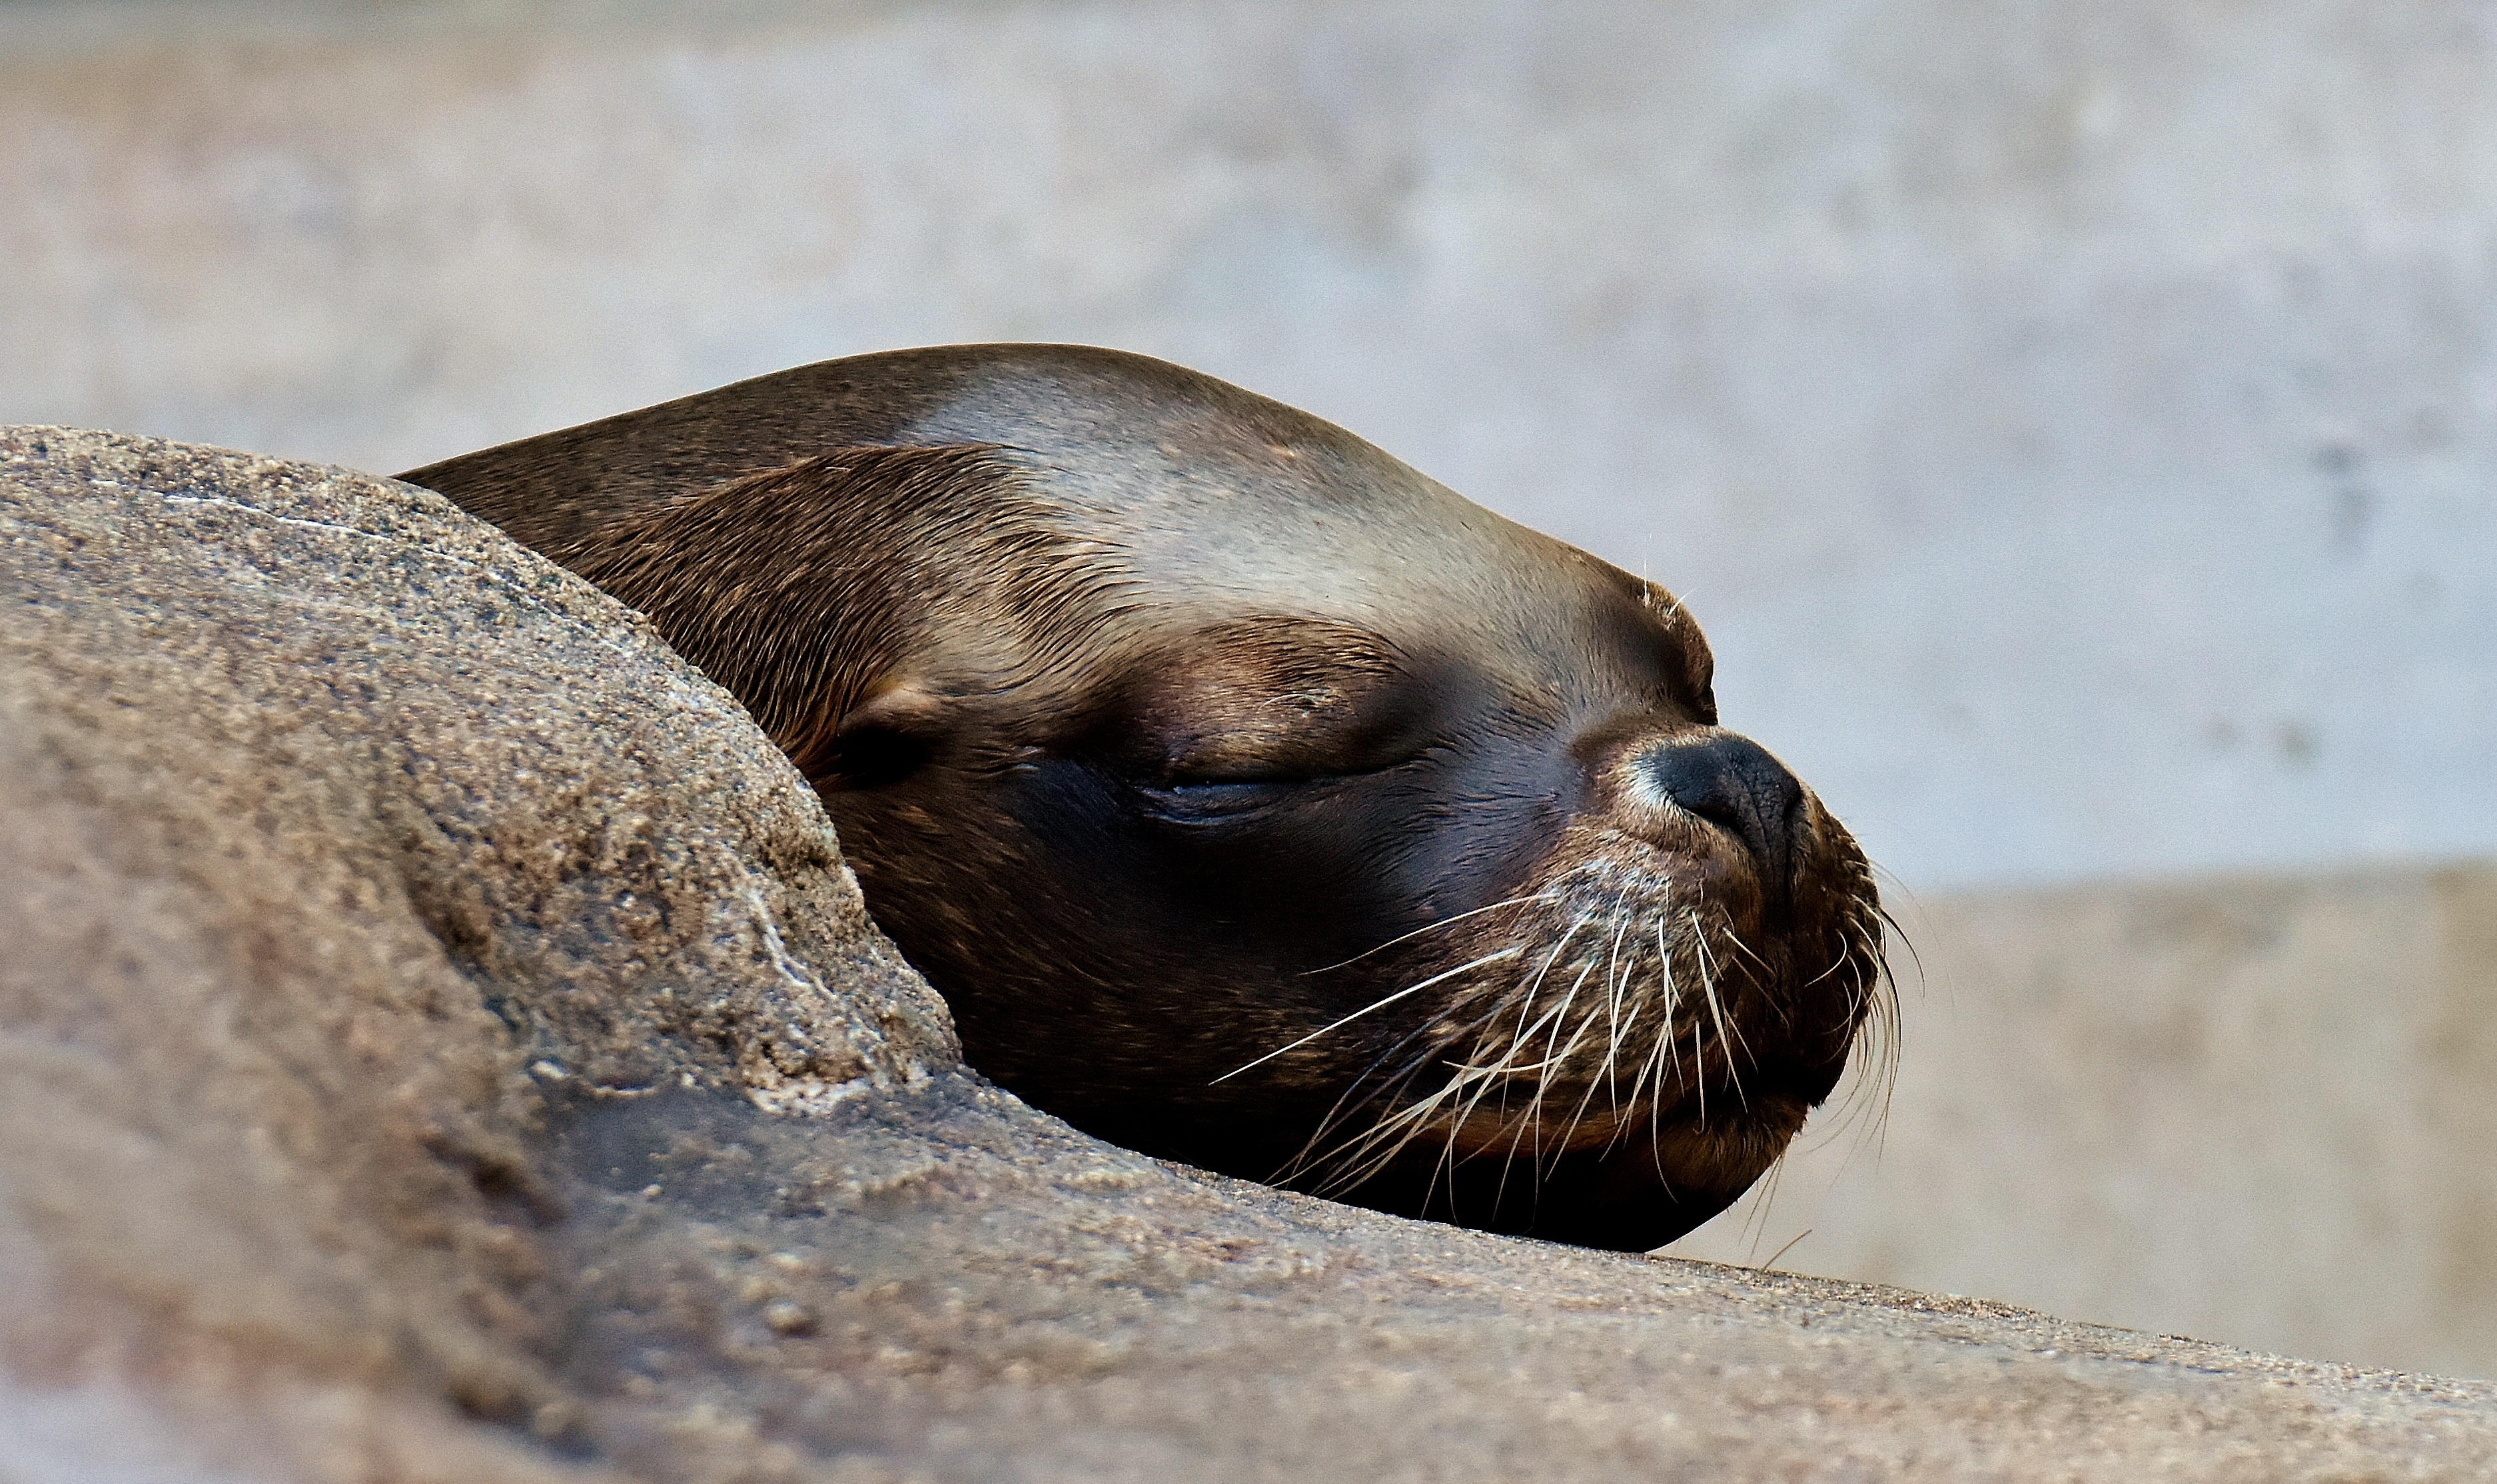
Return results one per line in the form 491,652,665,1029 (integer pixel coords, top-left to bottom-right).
793,682,953,790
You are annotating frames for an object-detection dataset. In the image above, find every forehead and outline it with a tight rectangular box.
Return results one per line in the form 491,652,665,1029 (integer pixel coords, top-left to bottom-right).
897,362,1706,700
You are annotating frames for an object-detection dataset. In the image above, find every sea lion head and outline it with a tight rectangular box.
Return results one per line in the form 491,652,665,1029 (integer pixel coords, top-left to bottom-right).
405,344,1890,1252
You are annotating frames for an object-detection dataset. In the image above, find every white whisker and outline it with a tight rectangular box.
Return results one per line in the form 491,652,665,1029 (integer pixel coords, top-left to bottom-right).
1213,945,1522,1084
1295,889,1560,976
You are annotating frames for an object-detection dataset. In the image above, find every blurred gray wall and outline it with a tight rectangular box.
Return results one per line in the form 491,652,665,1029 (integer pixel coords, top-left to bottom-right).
7,0,2494,894
6,0,2496,1377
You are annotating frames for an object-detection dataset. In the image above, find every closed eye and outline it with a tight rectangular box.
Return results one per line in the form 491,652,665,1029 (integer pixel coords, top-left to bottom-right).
1131,743,1438,825
1135,777,1296,825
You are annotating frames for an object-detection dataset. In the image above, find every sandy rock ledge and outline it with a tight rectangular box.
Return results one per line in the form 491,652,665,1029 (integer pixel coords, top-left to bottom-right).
2,426,2492,1483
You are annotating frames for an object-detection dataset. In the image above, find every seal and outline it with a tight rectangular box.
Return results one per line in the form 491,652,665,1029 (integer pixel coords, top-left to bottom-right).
404,344,1891,1251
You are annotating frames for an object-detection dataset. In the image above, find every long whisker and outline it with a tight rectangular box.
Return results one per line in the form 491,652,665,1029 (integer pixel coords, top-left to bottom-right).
1465,909,1596,1170
1642,917,1690,1167
1598,940,1652,1138
1555,996,1623,1170
1690,994,1708,1127
1213,945,1523,1084
1690,908,1751,1110
1823,912,1905,1156
1294,889,1562,976
1601,915,1634,1114
1278,1004,1474,1183
1292,934,1556,1196
1604,919,1681,1164
1519,935,1610,1172
1720,927,1774,972
1317,984,1542,1200
1495,954,1610,1209
1690,910,1727,1095
1292,984,1518,1184
1515,912,1590,1042
1630,922,1682,1147
1308,1018,1515,1196
1443,991,1574,1194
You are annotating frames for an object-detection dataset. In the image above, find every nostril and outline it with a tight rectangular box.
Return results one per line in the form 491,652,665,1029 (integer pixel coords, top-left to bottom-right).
1679,793,1753,840
1636,733,1805,891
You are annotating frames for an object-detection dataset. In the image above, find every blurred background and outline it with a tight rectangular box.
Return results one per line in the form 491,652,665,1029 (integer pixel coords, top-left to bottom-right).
5,0,2494,1377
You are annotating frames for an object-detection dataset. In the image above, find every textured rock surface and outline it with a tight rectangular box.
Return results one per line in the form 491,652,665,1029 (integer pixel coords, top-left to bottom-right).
5,427,2497,1481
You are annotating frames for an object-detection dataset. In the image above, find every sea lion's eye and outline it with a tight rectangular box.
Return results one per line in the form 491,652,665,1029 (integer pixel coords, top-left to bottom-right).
1115,618,1434,822
812,683,951,789
1135,775,1295,824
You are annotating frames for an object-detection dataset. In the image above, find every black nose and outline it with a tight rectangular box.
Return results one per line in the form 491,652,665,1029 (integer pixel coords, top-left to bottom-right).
1639,733,1805,897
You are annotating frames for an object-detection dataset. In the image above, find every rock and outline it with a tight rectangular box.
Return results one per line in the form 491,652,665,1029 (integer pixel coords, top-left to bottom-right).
3,426,2494,1483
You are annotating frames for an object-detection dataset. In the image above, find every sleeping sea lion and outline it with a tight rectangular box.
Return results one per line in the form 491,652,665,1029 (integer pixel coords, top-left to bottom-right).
404,344,1890,1251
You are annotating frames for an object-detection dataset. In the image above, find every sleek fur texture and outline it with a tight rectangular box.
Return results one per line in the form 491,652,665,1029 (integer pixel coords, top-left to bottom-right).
405,344,1890,1251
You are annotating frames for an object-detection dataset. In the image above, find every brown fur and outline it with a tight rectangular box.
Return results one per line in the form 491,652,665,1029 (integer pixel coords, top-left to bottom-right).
544,445,1115,781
